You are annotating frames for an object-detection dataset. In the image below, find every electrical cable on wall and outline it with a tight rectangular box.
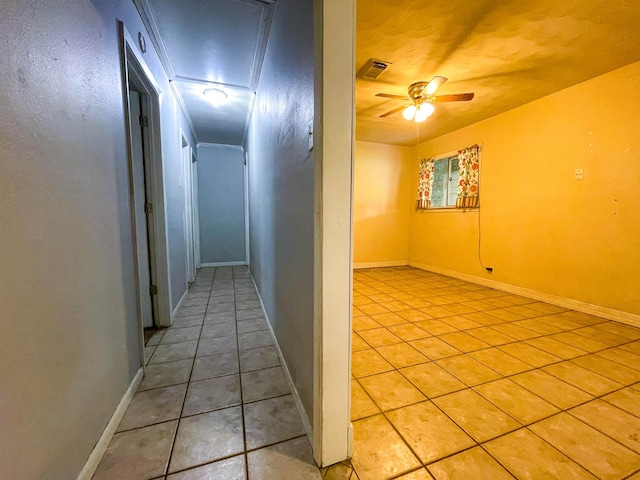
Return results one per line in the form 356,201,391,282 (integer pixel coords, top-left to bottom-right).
475,144,493,273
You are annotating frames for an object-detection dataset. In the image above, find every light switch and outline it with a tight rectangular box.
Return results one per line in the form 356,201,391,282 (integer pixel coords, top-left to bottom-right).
575,168,584,181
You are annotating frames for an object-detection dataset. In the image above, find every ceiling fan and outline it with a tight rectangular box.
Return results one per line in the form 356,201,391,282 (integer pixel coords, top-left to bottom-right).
376,76,474,122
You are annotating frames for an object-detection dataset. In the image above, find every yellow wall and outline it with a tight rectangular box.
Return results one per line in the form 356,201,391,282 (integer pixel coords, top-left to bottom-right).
354,141,413,264
409,61,640,315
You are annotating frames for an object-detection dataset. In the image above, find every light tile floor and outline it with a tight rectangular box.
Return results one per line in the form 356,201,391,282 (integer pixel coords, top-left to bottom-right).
93,266,326,480
350,266,640,480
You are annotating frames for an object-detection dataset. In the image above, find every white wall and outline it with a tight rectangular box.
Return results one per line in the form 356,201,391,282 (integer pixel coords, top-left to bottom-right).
0,1,195,478
246,0,316,423
197,144,247,264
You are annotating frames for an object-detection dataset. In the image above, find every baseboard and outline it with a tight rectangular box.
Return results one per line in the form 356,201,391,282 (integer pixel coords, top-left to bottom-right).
201,261,247,267
169,288,190,325
77,368,144,480
353,260,408,269
249,273,313,439
408,261,640,328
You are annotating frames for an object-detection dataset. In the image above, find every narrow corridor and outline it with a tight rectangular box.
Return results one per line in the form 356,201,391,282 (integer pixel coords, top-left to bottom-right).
93,267,322,479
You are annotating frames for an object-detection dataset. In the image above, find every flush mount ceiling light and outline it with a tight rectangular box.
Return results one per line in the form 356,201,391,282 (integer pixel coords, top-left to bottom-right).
203,88,228,103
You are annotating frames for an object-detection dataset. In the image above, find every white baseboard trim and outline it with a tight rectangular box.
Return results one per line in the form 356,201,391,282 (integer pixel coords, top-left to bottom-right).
77,368,144,480
353,260,408,269
249,273,313,439
408,261,640,328
201,261,247,267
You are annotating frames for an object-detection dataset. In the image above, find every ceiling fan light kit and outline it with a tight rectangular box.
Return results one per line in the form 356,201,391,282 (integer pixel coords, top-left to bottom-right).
376,76,474,122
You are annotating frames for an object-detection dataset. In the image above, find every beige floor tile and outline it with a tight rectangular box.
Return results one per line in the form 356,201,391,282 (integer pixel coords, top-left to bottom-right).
439,332,491,353
400,362,465,398
353,295,374,306
549,331,609,353
571,354,640,385
484,428,596,479
510,369,593,409
603,387,640,417
171,315,204,329
241,366,290,403
474,378,559,424
420,306,457,318
201,321,237,338
387,401,475,464
353,333,370,351
395,468,434,479
427,447,513,480
359,371,426,411
498,342,561,368
161,327,202,344
196,336,237,356
205,311,236,324
387,324,431,342
169,407,244,473
409,337,462,360
358,328,403,347
490,323,538,340
237,318,268,334
573,327,629,347
239,346,280,372
166,455,246,480
351,349,394,378
465,327,516,346
351,380,380,420
322,462,354,480
597,348,640,372
597,322,640,340
378,300,413,313
413,319,458,335
238,330,273,350
486,309,526,322
150,341,198,364
191,352,239,381
117,384,186,432
436,355,502,386
375,343,429,368
139,359,193,391
462,311,504,326
571,400,640,453
206,303,235,314
433,389,520,442
396,310,435,323
469,348,533,376
359,304,391,316
525,337,587,359
351,415,420,480
178,305,207,316
236,308,264,320
183,375,241,416
544,362,622,396
244,395,306,450
353,316,383,331
369,312,407,327
94,421,177,480
530,413,640,480
619,340,640,356
247,436,321,479
512,318,563,335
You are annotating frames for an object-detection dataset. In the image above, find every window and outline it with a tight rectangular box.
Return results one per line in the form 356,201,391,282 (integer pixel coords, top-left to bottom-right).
430,155,459,208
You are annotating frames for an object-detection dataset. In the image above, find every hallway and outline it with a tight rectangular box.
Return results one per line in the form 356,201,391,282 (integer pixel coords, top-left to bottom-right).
93,267,321,480
350,267,640,480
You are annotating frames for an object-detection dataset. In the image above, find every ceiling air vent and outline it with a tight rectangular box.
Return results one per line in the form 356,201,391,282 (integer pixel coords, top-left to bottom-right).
358,58,391,81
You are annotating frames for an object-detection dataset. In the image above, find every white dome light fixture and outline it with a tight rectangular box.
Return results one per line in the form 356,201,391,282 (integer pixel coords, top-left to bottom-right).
402,105,417,120
203,88,228,103
414,102,435,123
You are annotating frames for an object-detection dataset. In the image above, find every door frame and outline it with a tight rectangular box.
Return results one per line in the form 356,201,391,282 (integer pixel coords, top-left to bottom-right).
119,20,172,338
181,131,196,284
191,151,201,269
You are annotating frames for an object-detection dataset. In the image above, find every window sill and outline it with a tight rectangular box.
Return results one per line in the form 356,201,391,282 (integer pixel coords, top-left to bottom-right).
416,207,480,213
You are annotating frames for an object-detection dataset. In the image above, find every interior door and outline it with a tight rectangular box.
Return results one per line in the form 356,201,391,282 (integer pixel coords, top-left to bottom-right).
129,89,154,328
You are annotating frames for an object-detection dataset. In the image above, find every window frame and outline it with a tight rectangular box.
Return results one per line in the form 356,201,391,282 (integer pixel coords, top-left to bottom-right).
429,150,460,210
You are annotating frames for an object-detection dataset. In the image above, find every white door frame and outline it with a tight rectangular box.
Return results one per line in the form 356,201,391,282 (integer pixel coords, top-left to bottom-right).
119,20,172,334
181,132,196,284
312,0,355,467
191,152,201,269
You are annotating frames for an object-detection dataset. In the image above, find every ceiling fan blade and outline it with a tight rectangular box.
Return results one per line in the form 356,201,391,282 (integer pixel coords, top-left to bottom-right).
379,104,408,118
433,93,475,102
376,93,411,100
426,76,448,95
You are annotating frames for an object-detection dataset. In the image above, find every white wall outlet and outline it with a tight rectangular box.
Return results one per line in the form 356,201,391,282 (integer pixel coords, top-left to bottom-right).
308,120,314,151
575,168,584,180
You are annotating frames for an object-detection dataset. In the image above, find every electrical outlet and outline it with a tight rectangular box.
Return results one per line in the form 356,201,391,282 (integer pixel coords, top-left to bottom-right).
575,168,584,180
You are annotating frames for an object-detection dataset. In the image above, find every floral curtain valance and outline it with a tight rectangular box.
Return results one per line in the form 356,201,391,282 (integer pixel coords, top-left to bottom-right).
456,144,481,208
416,157,435,210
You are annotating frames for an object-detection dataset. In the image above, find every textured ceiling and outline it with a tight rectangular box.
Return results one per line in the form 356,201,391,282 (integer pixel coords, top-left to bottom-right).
136,0,274,145
356,0,640,146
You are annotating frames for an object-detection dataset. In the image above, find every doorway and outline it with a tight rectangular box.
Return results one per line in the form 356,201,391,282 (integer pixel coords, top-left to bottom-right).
182,133,197,285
